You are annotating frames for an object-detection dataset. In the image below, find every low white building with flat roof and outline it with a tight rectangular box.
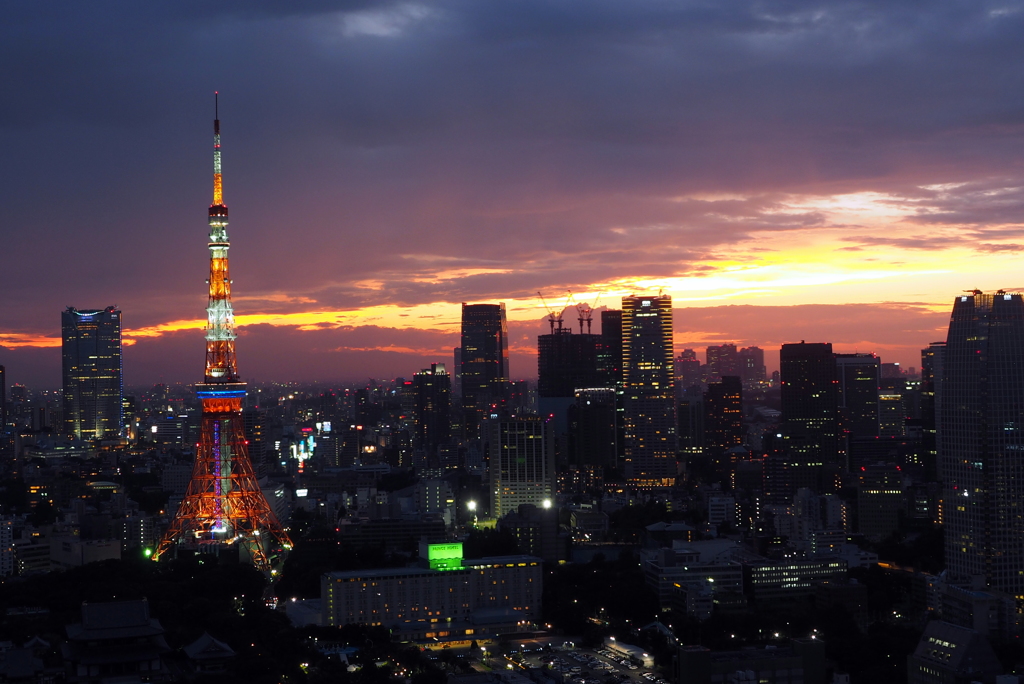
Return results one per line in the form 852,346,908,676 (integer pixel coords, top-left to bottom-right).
322,542,542,631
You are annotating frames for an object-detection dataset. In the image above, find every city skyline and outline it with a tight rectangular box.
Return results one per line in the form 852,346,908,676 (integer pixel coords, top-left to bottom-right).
3,2,1023,387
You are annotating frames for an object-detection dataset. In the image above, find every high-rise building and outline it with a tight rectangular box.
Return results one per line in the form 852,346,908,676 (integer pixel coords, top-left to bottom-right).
61,306,123,440
0,364,6,428
678,389,705,458
920,342,945,481
835,353,880,439
452,347,462,398
568,387,618,470
460,303,509,440
704,376,743,456
675,350,701,391
485,415,555,518
622,294,677,486
537,330,604,398
538,328,605,457
941,291,1024,593
780,342,841,487
706,344,739,381
738,347,767,383
599,309,623,385
412,363,452,455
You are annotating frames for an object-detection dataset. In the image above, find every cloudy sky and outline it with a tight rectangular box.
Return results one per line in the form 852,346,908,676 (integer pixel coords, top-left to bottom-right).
2,0,1023,388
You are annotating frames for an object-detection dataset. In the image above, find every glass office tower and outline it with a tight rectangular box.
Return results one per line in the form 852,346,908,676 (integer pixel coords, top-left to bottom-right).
62,306,123,440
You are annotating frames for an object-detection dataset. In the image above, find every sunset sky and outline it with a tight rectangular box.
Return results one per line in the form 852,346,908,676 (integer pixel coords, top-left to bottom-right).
2,1,1023,388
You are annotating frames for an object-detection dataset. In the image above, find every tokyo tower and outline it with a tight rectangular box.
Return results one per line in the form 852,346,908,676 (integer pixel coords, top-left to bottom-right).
154,95,292,571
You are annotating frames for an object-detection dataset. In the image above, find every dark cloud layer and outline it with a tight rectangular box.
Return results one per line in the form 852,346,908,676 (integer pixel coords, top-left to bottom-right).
1,1,1022,384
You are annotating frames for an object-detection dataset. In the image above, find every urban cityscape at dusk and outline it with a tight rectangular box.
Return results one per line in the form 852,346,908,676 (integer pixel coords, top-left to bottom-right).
1,2,1024,683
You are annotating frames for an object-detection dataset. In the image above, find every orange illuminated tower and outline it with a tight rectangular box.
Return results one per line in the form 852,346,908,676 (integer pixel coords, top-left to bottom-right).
154,95,292,570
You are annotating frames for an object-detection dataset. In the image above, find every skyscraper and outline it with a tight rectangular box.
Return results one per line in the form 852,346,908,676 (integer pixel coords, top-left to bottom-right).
537,327,605,455
537,330,604,398
706,344,739,381
704,376,743,457
413,363,452,456
941,291,1024,593
780,342,841,487
920,341,945,482
675,349,701,391
835,353,880,439
0,365,6,428
568,387,618,470
621,294,677,486
485,415,555,518
738,346,767,384
599,309,623,385
61,306,123,440
460,303,509,440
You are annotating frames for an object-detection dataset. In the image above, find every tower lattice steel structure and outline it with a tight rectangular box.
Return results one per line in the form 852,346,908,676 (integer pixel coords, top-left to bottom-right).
154,96,292,570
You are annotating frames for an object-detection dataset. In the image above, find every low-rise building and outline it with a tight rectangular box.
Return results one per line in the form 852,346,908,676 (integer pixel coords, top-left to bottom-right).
641,540,751,609
61,599,170,683
906,621,1002,684
743,558,847,603
321,541,542,634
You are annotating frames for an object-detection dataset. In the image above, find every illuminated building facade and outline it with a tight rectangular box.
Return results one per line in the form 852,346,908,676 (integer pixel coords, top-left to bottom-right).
460,303,509,440
622,294,677,486
485,416,555,518
61,306,123,440
154,98,291,571
321,541,542,628
941,291,1024,594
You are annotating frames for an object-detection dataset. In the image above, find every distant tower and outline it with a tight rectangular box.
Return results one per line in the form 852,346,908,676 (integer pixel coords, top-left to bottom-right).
705,344,739,381
0,364,6,428
780,342,842,488
154,96,292,570
599,309,623,385
460,303,509,440
61,306,123,440
412,363,452,456
835,353,881,439
941,292,1024,592
621,294,677,487
674,349,701,391
920,341,945,481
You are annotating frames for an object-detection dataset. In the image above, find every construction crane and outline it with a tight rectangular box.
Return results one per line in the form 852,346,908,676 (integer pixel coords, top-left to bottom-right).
538,291,563,333
575,292,602,334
